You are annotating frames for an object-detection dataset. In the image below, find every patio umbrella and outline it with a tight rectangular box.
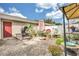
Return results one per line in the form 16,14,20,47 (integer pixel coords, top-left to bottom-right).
60,3,79,56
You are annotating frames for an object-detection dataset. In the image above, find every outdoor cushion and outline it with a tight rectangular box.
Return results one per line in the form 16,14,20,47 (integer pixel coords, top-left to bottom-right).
66,42,77,47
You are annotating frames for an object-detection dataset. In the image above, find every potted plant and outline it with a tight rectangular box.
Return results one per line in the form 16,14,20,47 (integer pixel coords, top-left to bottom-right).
67,34,79,44
55,37,64,46
45,29,51,40
70,26,76,32
68,34,79,40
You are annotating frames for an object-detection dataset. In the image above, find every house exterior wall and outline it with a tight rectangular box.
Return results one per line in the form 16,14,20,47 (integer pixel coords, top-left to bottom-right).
12,21,37,38
2,20,29,38
12,21,28,37
0,19,37,39
0,18,2,39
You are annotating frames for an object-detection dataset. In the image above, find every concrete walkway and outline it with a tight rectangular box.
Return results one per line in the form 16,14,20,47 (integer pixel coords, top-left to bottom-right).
0,37,53,56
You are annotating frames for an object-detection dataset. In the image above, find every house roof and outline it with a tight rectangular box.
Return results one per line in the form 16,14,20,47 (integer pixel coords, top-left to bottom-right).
0,13,51,26
0,13,37,24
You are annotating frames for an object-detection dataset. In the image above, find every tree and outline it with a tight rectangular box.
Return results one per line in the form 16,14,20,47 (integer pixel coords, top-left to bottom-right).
44,18,55,25
55,23,62,25
44,18,62,25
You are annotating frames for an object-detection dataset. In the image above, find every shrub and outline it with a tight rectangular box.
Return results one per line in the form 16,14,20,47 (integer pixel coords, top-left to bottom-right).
37,31,46,37
67,34,79,40
48,45,63,56
37,30,51,38
45,30,51,39
29,29,37,37
72,34,79,40
56,38,64,45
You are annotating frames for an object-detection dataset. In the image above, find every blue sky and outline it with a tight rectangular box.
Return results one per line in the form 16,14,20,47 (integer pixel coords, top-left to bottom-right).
0,3,69,23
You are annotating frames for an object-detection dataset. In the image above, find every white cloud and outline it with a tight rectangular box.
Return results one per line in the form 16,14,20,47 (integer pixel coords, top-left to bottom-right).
36,3,68,19
9,7,20,13
8,7,27,18
52,4,59,11
36,3,69,11
35,8,44,13
57,3,70,7
36,3,59,11
8,12,27,18
46,10,68,23
0,7,5,13
0,7,27,18
46,10,63,19
36,3,69,23
36,3,53,9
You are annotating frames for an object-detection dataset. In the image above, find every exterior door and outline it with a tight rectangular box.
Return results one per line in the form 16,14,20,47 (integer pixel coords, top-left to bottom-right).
3,22,12,37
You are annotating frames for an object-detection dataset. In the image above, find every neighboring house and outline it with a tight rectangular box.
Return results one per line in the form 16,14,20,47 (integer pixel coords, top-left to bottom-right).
0,13,40,39
0,13,51,39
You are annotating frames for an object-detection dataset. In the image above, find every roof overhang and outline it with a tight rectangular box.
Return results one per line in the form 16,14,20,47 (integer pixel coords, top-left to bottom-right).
61,3,79,20
0,13,51,26
0,13,38,24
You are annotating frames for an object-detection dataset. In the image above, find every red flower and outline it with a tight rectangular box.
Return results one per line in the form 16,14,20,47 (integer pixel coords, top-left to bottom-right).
46,29,51,32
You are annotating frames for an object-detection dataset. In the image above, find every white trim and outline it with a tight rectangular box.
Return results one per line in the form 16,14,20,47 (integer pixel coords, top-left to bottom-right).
0,18,2,39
